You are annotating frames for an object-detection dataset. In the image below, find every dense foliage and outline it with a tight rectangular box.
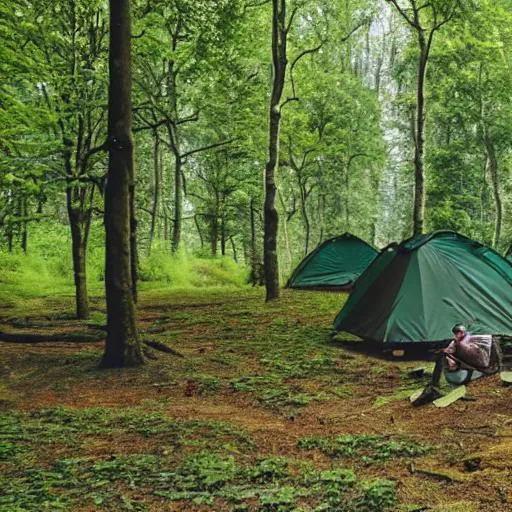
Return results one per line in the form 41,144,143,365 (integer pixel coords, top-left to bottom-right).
1,0,511,301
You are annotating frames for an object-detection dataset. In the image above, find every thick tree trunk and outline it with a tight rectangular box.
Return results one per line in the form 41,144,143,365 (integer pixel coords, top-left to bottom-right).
148,129,160,256
130,182,138,302
263,0,287,301
102,0,144,368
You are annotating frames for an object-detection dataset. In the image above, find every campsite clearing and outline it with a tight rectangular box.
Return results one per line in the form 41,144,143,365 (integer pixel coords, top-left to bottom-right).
1,287,511,511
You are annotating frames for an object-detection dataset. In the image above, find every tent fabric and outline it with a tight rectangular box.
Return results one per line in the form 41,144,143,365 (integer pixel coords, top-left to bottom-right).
333,230,512,344
506,246,512,263
286,233,378,290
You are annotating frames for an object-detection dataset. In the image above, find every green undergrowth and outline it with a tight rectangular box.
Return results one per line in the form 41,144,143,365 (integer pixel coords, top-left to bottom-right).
138,244,249,288
0,228,251,308
297,434,432,465
1,405,399,511
0,406,253,451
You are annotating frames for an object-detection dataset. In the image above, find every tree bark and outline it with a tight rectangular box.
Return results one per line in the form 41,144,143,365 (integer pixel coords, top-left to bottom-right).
264,0,287,301
483,135,502,248
220,216,226,256
147,129,160,256
250,198,259,286
130,180,138,302
20,195,28,252
230,236,237,262
413,36,427,236
166,63,183,253
277,187,292,271
171,150,183,252
67,192,90,320
210,214,218,256
102,0,144,368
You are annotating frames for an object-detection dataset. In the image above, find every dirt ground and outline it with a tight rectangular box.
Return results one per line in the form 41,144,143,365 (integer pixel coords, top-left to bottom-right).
1,287,511,511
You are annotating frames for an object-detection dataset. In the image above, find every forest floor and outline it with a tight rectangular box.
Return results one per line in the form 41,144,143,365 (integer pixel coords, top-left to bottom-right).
1,286,511,511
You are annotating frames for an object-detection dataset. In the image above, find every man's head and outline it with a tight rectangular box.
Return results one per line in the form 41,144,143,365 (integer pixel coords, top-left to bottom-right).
452,323,466,342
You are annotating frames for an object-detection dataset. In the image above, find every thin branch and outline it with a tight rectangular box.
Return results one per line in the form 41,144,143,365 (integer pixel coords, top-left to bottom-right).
176,112,200,125
285,6,300,34
280,97,299,109
387,0,418,28
182,139,236,160
340,20,367,42
286,41,325,102
243,0,270,10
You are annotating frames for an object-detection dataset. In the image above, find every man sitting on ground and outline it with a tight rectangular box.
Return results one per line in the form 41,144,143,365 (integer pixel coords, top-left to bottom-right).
442,324,491,371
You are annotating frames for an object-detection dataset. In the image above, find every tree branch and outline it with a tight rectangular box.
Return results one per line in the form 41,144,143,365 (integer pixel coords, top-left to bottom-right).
182,139,236,160
387,0,419,28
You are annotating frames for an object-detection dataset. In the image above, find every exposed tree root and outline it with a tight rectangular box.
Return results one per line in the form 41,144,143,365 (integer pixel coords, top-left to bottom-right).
0,330,104,343
142,339,184,357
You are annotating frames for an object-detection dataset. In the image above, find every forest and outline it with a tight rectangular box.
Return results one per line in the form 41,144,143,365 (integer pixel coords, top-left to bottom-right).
1,0,512,511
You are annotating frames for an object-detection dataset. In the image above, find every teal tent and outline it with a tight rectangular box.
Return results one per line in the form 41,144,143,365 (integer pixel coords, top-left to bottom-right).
506,245,512,263
286,233,378,291
333,231,512,345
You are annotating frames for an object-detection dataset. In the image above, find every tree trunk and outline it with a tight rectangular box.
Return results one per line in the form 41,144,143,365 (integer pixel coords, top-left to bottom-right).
277,187,292,271
250,198,259,286
19,195,28,253
413,38,427,236
67,193,90,320
171,152,182,252
102,0,144,368
299,181,310,256
220,216,226,256
230,236,238,262
210,215,218,256
148,129,160,256
166,63,183,254
483,134,502,248
130,181,138,303
7,228,13,252
194,214,204,248
263,0,287,302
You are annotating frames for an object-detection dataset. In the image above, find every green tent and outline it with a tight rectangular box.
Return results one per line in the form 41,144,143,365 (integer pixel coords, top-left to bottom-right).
286,233,378,291
333,231,512,346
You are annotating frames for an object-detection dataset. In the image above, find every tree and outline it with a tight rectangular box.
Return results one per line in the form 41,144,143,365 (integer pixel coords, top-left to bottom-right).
0,1,110,317
387,0,462,235
132,0,242,252
425,0,512,249
101,0,144,368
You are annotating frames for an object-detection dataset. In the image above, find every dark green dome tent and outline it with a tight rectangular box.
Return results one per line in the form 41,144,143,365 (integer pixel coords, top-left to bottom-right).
333,231,512,346
286,233,378,291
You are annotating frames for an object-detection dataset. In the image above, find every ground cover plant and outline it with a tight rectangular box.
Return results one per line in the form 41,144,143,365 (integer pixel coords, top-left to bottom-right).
1,281,512,511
